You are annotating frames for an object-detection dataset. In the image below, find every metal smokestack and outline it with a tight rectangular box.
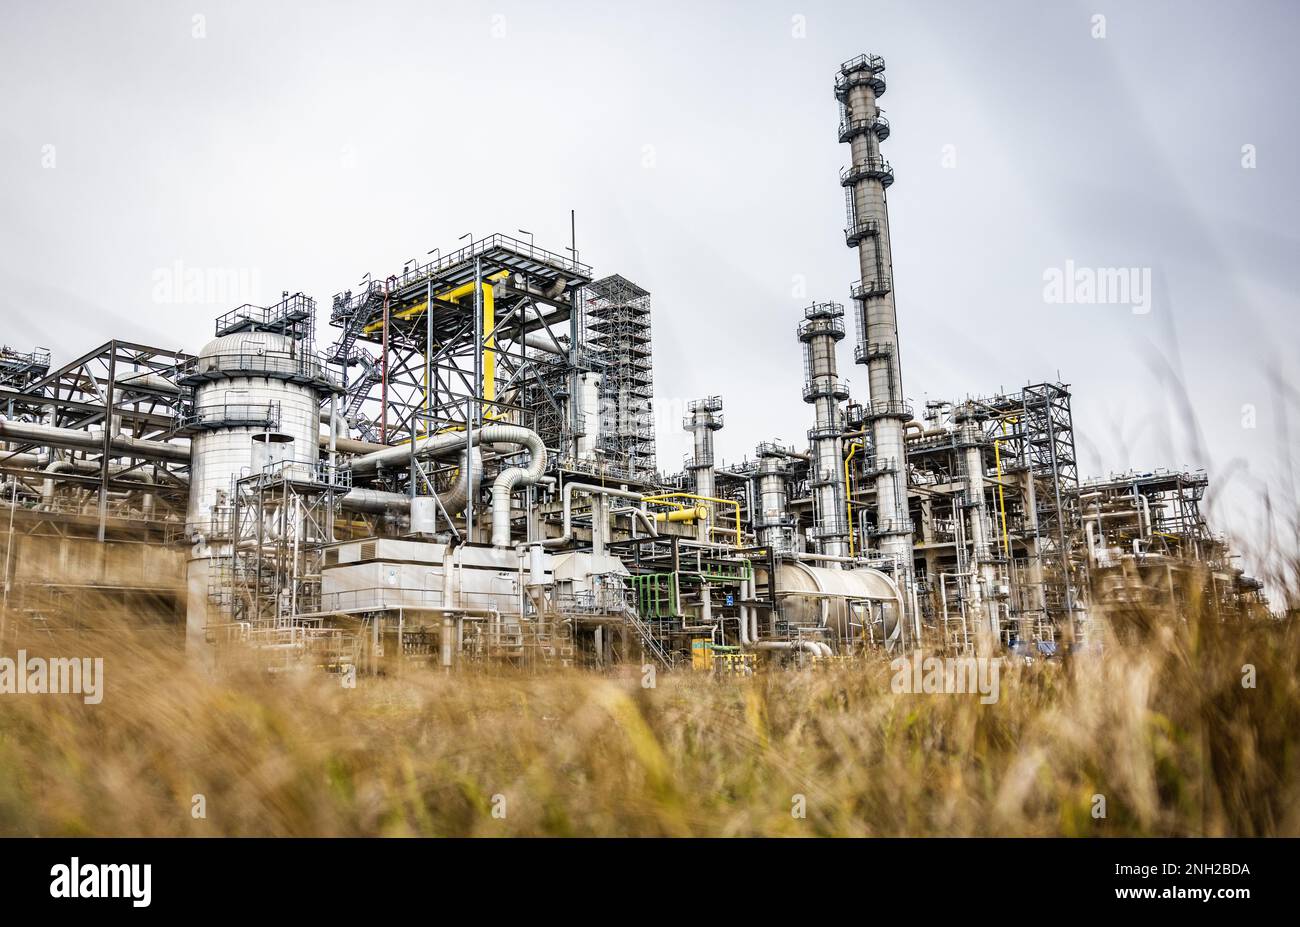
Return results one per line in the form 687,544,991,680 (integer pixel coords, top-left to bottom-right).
836,53,913,577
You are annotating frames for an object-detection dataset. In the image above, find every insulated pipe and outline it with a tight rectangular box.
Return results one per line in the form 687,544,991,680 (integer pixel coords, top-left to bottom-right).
121,470,155,518
737,606,751,647
40,460,156,515
754,640,823,656
485,424,547,548
0,419,189,464
522,331,565,355
320,433,385,456
115,372,181,396
41,460,76,508
340,447,482,518
346,422,536,476
345,429,468,473
610,505,659,539
541,481,645,549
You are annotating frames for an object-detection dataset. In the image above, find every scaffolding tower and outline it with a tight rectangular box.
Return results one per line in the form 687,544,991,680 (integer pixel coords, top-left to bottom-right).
975,382,1080,629
583,275,657,481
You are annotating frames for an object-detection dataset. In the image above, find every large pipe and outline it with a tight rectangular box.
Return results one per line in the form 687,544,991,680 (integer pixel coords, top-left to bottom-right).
345,422,535,476
483,424,547,548
37,458,157,515
541,481,645,549
610,505,659,539
0,419,190,464
754,640,823,657
115,372,181,396
341,447,483,517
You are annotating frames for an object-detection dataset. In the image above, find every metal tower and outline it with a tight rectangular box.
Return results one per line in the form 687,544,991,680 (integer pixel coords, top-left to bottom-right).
798,301,850,559
584,275,657,481
684,396,723,541
837,53,913,576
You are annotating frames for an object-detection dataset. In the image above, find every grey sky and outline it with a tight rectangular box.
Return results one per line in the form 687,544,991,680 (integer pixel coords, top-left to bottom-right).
2,0,1297,583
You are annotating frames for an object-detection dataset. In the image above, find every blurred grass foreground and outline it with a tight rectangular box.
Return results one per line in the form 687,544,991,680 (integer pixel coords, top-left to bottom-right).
0,580,1297,837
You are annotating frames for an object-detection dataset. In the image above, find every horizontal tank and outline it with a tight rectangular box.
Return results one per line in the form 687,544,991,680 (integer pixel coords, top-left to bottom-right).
755,560,903,643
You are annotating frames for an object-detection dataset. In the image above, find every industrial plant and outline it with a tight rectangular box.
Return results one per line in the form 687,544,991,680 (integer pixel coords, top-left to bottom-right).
0,54,1266,675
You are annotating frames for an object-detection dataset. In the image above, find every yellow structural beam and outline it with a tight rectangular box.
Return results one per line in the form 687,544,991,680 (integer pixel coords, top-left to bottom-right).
364,270,509,420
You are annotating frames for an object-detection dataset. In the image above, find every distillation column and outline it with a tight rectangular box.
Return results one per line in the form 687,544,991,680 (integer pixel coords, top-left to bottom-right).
955,407,1002,651
798,302,850,560
753,442,796,554
684,396,723,541
181,327,332,666
836,54,913,578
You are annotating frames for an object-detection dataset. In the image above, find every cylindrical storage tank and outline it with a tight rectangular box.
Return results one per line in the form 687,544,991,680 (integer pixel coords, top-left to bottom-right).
410,496,438,535
184,332,327,533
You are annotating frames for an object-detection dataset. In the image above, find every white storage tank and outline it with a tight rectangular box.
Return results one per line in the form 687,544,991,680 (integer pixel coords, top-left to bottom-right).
183,331,327,533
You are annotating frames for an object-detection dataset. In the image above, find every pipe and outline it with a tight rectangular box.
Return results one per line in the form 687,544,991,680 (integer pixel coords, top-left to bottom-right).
486,424,547,548
541,481,645,549
39,458,157,517
115,372,181,396
610,505,659,539
845,441,860,556
347,421,520,475
0,419,189,464
320,433,385,456
340,446,482,518
754,640,822,656
652,505,708,523
41,460,76,508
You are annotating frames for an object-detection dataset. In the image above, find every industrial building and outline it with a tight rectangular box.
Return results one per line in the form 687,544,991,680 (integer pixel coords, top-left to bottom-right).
0,55,1266,673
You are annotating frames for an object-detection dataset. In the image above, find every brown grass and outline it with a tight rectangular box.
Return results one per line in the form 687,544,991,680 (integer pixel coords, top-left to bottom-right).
0,588,1298,836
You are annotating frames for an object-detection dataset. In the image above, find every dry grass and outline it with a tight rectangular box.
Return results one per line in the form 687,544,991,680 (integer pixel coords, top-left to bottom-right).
1,587,1298,837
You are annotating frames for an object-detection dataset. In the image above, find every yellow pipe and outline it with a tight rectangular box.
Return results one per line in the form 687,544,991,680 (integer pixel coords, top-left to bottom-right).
844,441,860,557
653,505,709,523
644,492,742,546
994,419,1012,558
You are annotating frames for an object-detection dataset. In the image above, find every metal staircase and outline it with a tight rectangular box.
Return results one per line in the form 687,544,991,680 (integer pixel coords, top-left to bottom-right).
342,349,380,421
621,603,673,669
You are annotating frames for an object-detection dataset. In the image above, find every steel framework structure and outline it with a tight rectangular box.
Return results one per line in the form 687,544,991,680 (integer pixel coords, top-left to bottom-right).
583,275,657,482
327,234,593,460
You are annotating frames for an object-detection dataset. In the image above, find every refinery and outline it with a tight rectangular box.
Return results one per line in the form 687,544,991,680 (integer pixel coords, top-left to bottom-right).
0,54,1268,676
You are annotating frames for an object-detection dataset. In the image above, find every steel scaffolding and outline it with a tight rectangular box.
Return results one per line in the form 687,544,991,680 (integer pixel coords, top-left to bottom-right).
583,274,657,481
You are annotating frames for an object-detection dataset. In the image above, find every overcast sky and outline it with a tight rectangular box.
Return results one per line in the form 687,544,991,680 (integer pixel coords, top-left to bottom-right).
2,0,1297,586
